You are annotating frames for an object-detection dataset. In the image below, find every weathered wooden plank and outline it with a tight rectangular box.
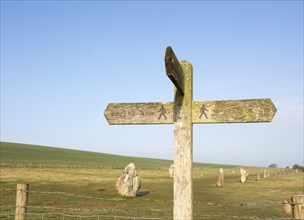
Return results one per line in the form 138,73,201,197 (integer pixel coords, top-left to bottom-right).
192,98,277,124
173,61,193,219
104,102,174,125
104,99,276,125
165,46,184,95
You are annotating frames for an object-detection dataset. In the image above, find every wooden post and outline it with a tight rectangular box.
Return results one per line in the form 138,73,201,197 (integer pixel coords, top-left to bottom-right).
173,61,193,220
15,183,29,220
283,195,304,219
292,195,304,219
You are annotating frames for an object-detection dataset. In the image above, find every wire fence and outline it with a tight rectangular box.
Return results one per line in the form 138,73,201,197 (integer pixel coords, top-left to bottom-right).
0,212,295,220
0,162,169,170
0,162,117,169
0,182,301,220
0,212,164,220
0,188,125,201
0,187,166,220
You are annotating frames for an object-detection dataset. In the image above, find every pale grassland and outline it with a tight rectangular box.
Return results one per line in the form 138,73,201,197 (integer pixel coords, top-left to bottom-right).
0,166,303,219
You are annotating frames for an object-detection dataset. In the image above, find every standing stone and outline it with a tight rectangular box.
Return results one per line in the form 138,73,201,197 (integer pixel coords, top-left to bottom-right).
263,169,267,178
240,168,249,183
256,173,260,181
216,168,224,187
116,163,141,197
169,164,174,178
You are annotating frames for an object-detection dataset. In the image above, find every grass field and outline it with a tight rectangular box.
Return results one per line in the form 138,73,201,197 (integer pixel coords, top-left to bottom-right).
0,142,303,219
0,142,236,169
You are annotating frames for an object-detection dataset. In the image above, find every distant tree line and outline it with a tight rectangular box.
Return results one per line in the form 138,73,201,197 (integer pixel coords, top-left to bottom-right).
292,164,304,172
268,164,278,168
268,163,304,172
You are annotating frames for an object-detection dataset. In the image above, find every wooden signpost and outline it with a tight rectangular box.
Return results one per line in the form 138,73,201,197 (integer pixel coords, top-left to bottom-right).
104,99,276,125
104,46,276,220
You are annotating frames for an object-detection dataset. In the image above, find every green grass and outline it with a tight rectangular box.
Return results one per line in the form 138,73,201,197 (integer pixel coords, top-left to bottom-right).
1,142,302,219
0,142,236,169
0,167,303,219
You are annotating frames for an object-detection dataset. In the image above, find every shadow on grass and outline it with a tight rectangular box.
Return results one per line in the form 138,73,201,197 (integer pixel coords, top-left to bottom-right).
137,191,150,197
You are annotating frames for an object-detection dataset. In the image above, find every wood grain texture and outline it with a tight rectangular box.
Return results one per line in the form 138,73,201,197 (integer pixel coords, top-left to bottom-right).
15,183,29,220
104,99,276,125
165,46,184,95
291,195,304,219
192,98,276,123
104,102,174,125
173,61,193,220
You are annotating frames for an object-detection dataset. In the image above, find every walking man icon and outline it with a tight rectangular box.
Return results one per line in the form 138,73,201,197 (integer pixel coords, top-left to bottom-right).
158,104,167,120
199,104,208,119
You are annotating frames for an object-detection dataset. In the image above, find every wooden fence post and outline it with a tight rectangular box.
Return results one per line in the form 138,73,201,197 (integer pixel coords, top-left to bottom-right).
283,195,304,220
292,195,304,220
15,183,29,220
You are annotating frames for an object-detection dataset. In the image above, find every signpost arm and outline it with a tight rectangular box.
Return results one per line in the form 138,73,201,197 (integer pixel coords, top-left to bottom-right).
165,46,184,95
173,60,193,219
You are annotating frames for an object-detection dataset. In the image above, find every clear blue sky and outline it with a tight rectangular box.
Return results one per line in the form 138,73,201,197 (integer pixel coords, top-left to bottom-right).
1,1,303,168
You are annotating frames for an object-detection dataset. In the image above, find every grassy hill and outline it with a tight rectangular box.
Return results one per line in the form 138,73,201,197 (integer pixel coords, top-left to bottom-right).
2,143,299,219
0,142,236,169
1,147,300,219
